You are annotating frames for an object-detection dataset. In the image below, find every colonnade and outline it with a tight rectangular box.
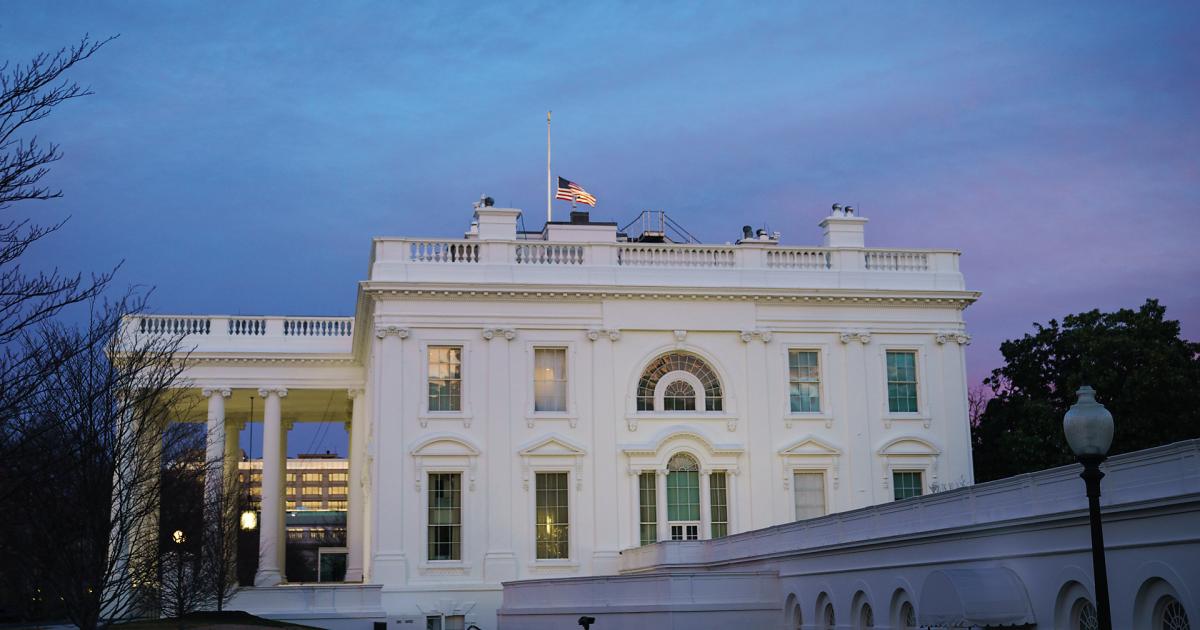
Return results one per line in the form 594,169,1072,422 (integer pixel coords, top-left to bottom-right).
200,386,367,587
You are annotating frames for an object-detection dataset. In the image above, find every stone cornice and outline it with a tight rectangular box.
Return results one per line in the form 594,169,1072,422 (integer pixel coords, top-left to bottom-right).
361,284,980,310
182,355,358,366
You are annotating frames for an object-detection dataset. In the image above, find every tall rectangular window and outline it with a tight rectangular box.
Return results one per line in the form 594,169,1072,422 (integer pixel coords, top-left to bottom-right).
893,471,923,500
535,472,569,559
639,472,657,546
886,350,919,413
788,350,821,412
428,346,463,412
793,471,826,520
533,348,567,412
709,471,728,539
427,472,462,560
666,470,700,522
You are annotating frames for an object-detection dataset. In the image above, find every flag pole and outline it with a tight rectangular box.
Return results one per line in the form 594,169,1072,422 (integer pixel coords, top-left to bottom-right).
546,111,552,224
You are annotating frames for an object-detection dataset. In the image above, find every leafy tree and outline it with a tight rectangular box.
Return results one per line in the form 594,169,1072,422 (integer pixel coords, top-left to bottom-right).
972,299,1200,482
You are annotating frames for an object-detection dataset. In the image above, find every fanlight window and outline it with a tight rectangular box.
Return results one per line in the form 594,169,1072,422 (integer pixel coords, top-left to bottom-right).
636,352,723,411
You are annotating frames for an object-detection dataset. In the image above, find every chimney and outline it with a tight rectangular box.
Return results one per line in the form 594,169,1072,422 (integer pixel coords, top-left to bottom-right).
819,203,868,248
570,210,590,224
473,206,521,240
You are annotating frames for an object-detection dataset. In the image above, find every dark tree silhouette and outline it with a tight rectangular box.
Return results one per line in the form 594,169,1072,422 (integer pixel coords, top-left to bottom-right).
972,299,1200,482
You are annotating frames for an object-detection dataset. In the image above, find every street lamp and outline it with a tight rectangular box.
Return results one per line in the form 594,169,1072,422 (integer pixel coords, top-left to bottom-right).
1063,385,1114,630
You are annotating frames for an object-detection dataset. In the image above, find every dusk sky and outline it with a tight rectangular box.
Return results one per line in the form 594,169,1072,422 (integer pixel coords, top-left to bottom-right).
6,3,1198,456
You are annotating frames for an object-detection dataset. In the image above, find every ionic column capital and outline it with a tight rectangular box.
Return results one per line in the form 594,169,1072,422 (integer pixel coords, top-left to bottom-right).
482,326,517,341
375,325,410,339
257,387,288,398
202,386,232,398
347,388,365,400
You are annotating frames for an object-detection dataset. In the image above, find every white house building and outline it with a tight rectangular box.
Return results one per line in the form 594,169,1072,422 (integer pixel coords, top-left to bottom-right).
130,202,980,628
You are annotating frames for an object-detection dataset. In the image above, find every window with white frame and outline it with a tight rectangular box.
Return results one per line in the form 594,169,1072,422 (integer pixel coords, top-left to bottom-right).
535,472,569,559
886,350,919,413
666,453,701,541
427,472,462,560
788,350,821,412
792,471,826,520
425,615,465,630
428,346,463,412
636,352,723,412
533,348,568,412
892,470,923,500
639,472,657,546
709,471,728,538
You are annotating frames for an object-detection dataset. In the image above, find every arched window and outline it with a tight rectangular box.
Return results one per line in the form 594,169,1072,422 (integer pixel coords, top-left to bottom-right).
858,602,874,628
822,602,836,630
1071,598,1098,630
666,453,701,540
899,601,916,630
637,352,723,411
1156,595,1191,630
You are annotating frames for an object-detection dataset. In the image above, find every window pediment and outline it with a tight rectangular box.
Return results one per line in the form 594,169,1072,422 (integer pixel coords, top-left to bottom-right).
518,434,587,491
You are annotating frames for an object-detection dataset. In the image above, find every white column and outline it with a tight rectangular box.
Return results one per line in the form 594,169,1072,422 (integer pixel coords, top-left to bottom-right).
483,329,517,582
655,469,669,541
203,388,231,527
254,387,287,587
699,469,712,540
345,388,366,582
277,424,289,575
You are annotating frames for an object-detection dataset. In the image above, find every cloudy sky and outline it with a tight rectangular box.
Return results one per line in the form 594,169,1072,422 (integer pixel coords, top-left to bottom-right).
6,2,1198,455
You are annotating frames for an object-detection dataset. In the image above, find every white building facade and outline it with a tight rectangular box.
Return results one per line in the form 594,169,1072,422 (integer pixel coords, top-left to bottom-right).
133,204,980,627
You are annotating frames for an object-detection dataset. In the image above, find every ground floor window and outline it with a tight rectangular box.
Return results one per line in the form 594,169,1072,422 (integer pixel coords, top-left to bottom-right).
535,472,569,559
793,471,826,519
892,470,923,501
428,472,462,561
710,471,728,538
426,615,465,630
639,472,657,545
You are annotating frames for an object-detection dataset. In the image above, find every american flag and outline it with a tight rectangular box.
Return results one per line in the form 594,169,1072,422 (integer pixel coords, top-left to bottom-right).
555,177,597,206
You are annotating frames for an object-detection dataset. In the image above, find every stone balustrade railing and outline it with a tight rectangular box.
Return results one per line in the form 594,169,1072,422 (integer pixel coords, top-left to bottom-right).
130,315,354,338
375,238,959,274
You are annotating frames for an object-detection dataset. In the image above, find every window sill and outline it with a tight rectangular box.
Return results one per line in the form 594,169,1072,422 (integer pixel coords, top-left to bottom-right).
882,413,931,428
527,560,580,571
525,412,578,428
625,413,738,432
418,412,474,428
417,561,471,576
785,412,835,428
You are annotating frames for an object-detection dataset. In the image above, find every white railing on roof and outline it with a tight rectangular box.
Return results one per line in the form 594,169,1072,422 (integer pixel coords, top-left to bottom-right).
766,249,831,270
229,318,267,336
138,316,211,335
617,244,737,267
515,243,584,265
408,240,480,263
864,249,929,271
283,317,353,336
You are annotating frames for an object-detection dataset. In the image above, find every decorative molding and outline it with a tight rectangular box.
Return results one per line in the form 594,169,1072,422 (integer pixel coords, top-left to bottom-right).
201,386,232,398
586,328,621,342
347,388,365,399
363,286,981,311
374,325,409,339
256,387,288,398
739,329,772,343
482,327,517,341
673,330,688,342
518,434,587,491
839,331,872,344
935,331,972,345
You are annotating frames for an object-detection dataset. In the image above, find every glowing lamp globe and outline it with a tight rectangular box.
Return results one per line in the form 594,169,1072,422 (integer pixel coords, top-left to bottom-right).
1063,386,1114,459
240,510,259,531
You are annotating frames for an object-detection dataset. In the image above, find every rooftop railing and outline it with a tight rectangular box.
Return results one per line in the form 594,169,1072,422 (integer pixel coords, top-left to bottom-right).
132,315,354,338
376,239,958,274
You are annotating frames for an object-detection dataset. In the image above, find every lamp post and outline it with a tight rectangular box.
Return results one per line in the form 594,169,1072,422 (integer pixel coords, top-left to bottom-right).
1062,385,1114,630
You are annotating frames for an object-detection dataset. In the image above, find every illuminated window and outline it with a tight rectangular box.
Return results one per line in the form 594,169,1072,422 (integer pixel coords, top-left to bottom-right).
428,346,463,412
535,472,569,559
328,485,348,496
788,350,821,412
287,528,305,542
286,500,297,510
886,351,919,413
302,473,323,482
328,472,348,482
428,473,461,561
328,500,347,510
251,472,262,482
533,348,568,412
301,500,322,510
286,487,296,496
250,486,261,497
287,473,297,482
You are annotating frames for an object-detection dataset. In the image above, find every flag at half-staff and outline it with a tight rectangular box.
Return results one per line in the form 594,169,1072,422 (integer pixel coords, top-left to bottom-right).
555,177,597,207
